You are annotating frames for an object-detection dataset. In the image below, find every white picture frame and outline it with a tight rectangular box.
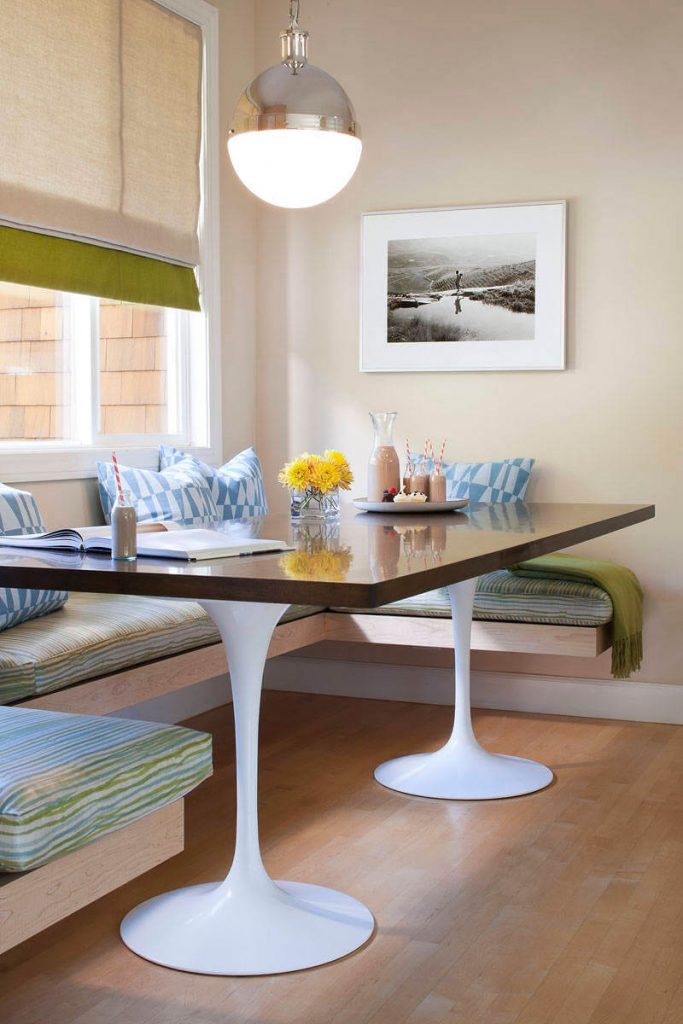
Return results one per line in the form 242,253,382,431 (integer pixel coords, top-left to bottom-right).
360,201,566,373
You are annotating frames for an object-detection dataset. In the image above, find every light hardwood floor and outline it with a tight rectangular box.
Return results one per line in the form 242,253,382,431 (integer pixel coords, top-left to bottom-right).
2,692,683,1024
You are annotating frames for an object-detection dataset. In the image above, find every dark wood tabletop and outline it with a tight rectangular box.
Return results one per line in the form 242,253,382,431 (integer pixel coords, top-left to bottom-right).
0,503,655,608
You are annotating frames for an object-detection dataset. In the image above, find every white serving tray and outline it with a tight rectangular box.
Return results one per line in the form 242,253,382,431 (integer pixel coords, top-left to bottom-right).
353,498,469,514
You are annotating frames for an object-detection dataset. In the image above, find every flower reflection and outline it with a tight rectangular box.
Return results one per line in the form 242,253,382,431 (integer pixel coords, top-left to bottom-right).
280,521,353,581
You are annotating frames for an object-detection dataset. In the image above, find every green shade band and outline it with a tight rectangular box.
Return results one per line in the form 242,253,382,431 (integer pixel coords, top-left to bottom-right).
0,226,200,311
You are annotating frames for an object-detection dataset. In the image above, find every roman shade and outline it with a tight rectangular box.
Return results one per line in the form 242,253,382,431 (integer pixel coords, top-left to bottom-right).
0,0,202,310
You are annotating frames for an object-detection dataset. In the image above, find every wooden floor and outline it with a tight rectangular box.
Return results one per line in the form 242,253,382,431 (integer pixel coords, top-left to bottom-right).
2,692,683,1023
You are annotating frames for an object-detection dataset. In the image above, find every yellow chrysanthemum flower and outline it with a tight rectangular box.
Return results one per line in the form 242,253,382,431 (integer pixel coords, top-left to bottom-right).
278,453,320,492
278,450,353,494
310,460,339,494
323,449,345,467
323,450,354,490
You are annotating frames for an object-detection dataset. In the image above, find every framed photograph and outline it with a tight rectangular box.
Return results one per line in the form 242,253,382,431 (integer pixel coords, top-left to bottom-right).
360,201,565,372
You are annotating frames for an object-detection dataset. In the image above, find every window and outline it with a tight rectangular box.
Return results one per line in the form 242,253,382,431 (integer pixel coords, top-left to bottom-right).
0,0,220,482
0,280,208,450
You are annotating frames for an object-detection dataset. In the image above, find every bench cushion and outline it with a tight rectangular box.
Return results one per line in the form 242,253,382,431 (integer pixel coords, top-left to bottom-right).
0,595,324,705
334,569,613,627
0,706,212,871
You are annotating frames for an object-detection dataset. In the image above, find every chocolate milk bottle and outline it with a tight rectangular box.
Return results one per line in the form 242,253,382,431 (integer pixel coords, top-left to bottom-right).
111,491,137,561
429,473,447,502
409,460,429,497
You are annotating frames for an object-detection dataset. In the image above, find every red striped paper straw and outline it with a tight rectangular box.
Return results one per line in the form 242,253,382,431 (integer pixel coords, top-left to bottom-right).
423,439,429,467
436,438,446,475
111,451,125,502
406,438,411,469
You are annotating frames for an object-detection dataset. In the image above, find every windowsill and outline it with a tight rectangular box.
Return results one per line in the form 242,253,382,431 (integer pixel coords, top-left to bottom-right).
0,442,223,484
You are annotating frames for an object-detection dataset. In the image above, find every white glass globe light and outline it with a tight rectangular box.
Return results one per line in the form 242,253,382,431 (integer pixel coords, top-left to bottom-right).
228,5,361,209
228,129,362,209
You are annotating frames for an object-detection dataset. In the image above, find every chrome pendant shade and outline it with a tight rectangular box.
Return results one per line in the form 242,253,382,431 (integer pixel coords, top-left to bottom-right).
228,1,362,209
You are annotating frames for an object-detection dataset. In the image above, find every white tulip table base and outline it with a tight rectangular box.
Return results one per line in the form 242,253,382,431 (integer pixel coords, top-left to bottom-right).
121,600,374,975
374,578,554,801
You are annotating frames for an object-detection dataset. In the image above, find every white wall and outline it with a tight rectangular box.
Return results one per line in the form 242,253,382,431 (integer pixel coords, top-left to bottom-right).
253,0,683,686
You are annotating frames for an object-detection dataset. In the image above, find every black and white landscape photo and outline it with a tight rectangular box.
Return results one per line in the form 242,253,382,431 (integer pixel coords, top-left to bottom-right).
387,232,536,344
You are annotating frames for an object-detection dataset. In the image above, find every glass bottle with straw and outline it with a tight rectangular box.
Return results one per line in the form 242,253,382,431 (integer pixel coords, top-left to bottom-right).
111,452,137,561
409,439,430,497
429,439,447,502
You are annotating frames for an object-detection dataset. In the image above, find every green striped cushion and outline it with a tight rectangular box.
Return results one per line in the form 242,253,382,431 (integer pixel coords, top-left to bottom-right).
0,706,212,871
334,570,613,626
0,595,324,705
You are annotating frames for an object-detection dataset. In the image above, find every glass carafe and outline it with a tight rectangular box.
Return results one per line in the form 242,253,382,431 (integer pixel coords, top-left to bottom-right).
367,411,400,502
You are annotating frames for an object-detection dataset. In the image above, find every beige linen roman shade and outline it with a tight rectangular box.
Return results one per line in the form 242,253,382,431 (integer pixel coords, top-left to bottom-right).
0,0,202,309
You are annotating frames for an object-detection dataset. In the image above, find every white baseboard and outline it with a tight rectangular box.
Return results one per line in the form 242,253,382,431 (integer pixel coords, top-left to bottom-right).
264,657,683,725
111,658,683,727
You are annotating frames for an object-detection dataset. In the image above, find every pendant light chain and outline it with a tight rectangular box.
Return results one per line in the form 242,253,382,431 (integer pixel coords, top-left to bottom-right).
282,0,308,72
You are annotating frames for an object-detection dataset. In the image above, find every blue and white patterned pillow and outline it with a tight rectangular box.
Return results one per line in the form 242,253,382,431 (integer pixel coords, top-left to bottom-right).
411,457,534,503
96,457,219,526
159,446,269,520
447,458,534,502
0,483,68,633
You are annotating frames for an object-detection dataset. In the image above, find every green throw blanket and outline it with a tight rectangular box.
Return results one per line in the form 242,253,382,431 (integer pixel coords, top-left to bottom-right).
510,554,643,679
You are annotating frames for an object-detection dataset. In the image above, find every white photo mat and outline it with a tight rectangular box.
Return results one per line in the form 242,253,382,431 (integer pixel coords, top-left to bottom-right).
360,201,566,372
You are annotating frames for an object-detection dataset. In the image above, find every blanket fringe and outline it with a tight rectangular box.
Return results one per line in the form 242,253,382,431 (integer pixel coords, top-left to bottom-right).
612,632,643,679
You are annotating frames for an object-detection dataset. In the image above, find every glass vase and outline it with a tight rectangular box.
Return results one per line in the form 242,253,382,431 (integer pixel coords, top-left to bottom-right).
290,487,340,522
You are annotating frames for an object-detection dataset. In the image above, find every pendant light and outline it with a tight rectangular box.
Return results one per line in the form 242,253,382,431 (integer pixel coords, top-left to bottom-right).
228,0,362,209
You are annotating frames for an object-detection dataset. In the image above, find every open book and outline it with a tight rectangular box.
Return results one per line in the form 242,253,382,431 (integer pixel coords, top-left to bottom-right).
0,524,292,562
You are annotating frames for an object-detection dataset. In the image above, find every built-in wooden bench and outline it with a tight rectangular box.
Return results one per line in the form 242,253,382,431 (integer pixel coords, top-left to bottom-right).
0,704,211,956
21,609,327,715
20,610,611,717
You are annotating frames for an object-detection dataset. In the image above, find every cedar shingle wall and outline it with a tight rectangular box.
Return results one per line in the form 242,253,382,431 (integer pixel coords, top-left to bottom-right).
0,285,168,440
99,298,168,436
0,283,69,440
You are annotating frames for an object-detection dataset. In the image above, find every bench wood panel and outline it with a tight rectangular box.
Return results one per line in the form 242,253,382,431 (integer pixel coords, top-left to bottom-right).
323,613,612,658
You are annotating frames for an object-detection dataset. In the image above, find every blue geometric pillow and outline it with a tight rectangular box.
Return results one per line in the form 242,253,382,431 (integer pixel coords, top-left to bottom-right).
0,483,68,633
159,446,269,520
96,456,219,526
411,456,534,503
446,458,534,503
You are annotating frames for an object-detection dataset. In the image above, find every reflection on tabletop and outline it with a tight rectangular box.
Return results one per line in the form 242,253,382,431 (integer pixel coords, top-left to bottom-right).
281,521,353,581
464,502,535,533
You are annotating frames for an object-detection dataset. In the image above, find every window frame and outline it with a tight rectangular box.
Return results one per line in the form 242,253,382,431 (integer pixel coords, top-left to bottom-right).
0,0,221,483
